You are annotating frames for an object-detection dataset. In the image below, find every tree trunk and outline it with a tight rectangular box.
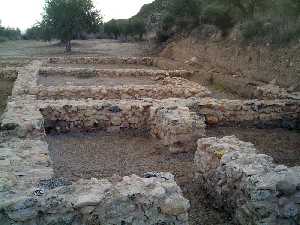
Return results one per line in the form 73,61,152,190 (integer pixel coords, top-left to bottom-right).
65,40,71,52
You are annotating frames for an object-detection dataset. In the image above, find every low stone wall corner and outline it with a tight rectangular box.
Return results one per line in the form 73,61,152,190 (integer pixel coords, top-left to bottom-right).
194,136,300,225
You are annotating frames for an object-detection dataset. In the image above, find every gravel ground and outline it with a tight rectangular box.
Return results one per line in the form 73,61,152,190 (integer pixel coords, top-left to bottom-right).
47,130,234,225
207,127,300,167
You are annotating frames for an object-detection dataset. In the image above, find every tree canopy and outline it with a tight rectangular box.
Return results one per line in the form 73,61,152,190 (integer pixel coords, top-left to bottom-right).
41,0,102,51
104,18,146,41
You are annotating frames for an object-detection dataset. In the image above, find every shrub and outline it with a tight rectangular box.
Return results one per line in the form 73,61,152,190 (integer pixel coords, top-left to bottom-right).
240,18,266,40
167,0,202,29
0,36,9,43
104,20,120,39
203,3,235,36
129,18,146,40
241,17,300,45
42,0,103,52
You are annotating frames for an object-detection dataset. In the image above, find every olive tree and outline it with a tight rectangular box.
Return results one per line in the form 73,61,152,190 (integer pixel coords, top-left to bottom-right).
42,0,102,52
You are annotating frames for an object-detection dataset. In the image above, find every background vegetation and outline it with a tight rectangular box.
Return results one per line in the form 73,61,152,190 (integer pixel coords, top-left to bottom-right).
124,0,300,45
23,0,102,52
0,21,21,43
4,0,299,47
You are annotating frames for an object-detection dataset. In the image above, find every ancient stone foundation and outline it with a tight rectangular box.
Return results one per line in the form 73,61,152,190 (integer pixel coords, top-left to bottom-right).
1,57,300,225
194,136,300,225
34,77,210,100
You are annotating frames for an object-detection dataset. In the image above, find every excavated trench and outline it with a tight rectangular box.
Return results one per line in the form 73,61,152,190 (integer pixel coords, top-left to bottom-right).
46,129,234,225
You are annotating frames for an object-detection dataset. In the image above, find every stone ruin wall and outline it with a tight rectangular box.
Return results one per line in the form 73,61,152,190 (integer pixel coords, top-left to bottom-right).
194,136,300,225
188,98,300,129
35,68,201,100
34,77,210,100
47,56,156,66
38,97,300,136
39,67,194,78
39,99,153,132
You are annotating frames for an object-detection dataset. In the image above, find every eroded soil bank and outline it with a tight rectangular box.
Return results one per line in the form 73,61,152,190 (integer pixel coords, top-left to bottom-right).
47,130,234,225
207,127,300,167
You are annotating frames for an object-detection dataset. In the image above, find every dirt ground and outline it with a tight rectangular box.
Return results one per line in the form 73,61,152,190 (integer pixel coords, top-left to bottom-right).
0,39,152,57
38,74,159,87
207,127,300,167
47,130,234,225
0,80,14,115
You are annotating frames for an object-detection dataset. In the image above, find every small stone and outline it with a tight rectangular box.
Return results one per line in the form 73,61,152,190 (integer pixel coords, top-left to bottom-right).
160,194,190,216
80,206,95,215
16,128,27,138
270,79,277,85
282,202,298,218
109,106,122,113
0,173,17,192
206,115,219,125
7,198,38,222
294,192,300,204
254,190,272,201
111,117,121,126
274,165,288,173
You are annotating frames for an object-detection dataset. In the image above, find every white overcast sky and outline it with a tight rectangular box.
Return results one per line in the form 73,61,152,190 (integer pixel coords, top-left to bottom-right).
0,0,154,31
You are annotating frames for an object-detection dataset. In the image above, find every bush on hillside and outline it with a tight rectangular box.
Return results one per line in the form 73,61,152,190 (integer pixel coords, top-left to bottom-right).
167,0,202,29
202,3,234,36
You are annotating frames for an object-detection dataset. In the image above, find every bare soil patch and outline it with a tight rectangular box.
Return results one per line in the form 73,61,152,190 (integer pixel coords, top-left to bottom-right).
38,75,158,87
47,130,234,225
207,127,300,167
